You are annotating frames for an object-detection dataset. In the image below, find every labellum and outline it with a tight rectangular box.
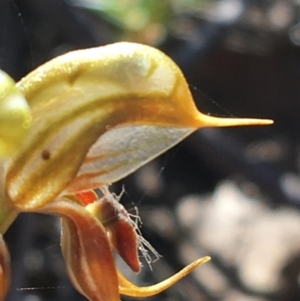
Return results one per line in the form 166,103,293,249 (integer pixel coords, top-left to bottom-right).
85,187,141,273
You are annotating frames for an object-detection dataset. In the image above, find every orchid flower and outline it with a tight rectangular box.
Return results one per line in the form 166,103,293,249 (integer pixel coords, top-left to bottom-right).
0,42,273,301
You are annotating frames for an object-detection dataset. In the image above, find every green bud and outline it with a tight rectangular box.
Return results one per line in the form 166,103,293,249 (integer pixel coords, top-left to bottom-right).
0,70,31,157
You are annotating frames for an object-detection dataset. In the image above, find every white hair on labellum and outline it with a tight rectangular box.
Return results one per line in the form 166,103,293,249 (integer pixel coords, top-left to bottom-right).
98,185,161,269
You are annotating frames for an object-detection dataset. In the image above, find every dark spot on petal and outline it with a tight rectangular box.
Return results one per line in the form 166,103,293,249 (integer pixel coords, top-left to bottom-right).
41,150,51,160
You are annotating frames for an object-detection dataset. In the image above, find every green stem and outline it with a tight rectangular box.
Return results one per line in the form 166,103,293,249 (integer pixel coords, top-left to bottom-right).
0,194,18,235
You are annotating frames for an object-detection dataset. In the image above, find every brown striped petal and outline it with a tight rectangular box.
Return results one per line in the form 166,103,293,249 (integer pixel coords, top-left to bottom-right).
40,198,119,301
0,236,10,301
7,43,272,210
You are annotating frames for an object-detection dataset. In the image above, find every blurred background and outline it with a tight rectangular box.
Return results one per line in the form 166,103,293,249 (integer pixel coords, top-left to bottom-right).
1,0,300,300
